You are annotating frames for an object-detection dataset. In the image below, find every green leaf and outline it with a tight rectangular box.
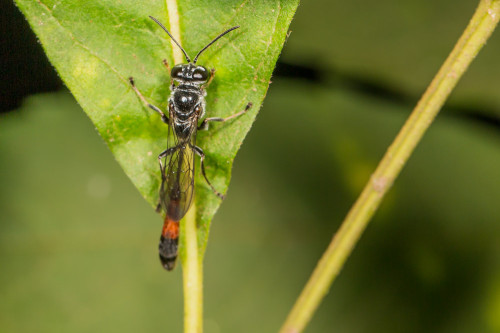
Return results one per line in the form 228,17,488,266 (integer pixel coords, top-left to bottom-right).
15,0,299,257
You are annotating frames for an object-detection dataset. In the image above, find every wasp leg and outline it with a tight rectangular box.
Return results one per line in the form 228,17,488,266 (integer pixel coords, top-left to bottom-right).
162,60,176,90
129,77,169,124
202,68,216,90
193,146,225,200
162,59,171,72
198,102,252,131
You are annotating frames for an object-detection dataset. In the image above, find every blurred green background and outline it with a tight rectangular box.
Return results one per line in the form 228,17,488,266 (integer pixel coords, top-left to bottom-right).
2,0,500,332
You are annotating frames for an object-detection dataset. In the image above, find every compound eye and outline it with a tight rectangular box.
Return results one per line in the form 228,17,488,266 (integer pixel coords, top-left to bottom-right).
171,65,184,80
192,67,209,82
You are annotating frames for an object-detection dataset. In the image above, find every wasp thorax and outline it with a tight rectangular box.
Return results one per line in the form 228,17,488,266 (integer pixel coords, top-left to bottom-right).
171,63,209,84
173,90,199,113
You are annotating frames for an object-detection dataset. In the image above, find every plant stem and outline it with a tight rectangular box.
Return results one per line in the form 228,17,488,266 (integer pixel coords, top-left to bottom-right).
279,1,500,332
165,0,184,64
165,2,203,332
181,204,203,333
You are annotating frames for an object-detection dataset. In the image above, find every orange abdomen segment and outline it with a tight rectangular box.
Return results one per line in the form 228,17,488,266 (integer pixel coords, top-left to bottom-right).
159,217,179,271
162,217,179,239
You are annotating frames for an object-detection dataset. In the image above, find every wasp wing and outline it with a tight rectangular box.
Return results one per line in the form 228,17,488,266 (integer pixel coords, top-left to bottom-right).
159,105,198,221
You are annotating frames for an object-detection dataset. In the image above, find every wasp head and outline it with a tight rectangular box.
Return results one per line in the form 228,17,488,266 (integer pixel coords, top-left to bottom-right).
148,16,239,84
171,63,210,85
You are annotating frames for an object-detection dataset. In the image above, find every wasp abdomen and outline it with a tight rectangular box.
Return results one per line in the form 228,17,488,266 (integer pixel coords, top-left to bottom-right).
159,217,179,271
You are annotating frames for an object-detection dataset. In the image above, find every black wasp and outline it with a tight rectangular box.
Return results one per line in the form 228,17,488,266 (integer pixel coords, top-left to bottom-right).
129,16,252,270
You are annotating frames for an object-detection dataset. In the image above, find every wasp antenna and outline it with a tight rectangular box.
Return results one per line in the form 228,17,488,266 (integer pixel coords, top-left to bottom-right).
149,16,191,63
193,26,240,64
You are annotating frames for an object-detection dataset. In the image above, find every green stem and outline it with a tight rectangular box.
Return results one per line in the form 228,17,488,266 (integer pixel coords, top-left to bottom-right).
180,204,203,333
279,1,500,332
164,2,203,332
165,0,184,64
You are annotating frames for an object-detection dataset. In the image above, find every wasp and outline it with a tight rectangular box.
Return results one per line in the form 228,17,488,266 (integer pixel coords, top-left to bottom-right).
129,16,252,270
